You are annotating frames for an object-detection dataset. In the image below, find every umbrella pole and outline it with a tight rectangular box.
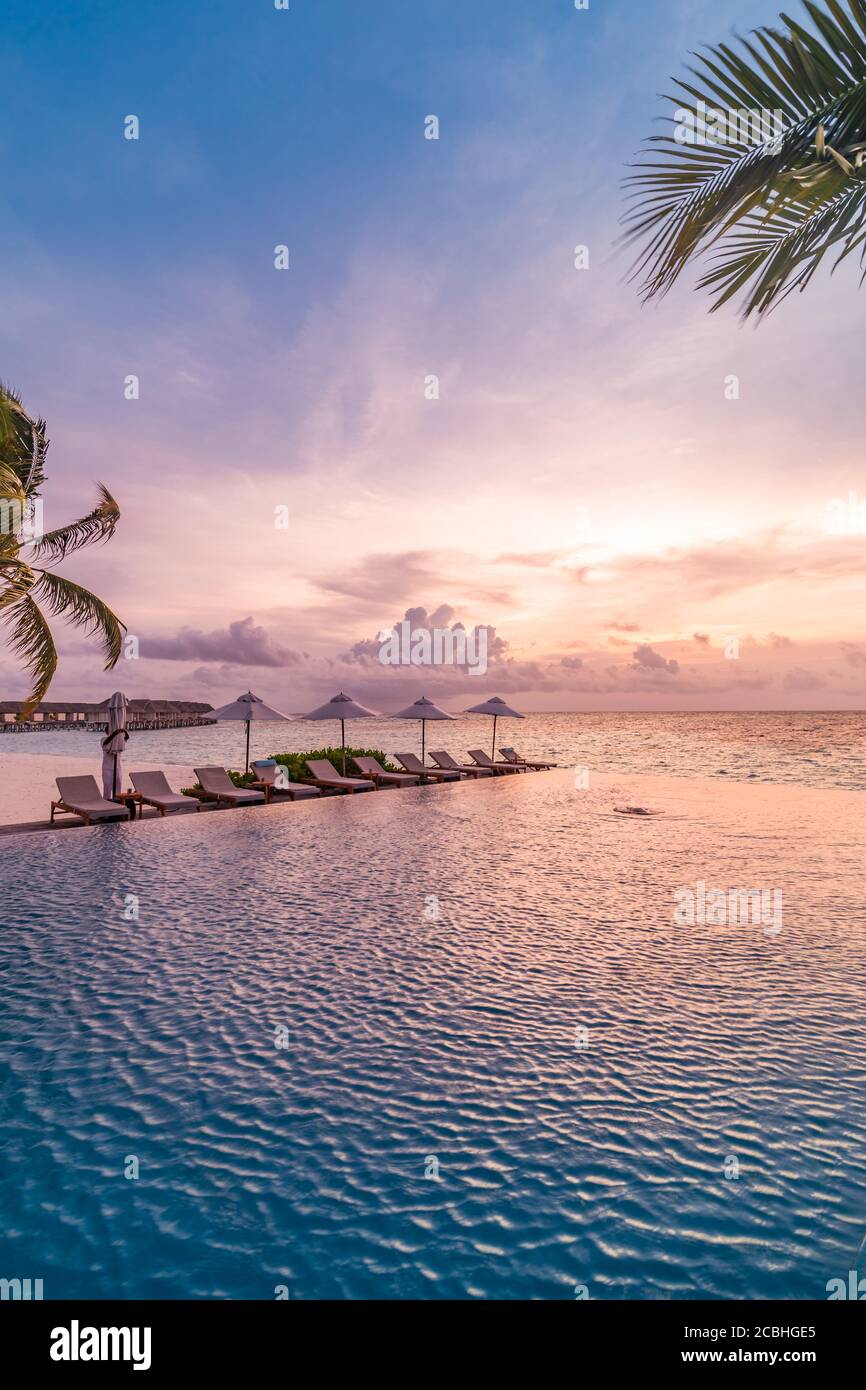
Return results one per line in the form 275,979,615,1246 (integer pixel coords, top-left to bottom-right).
421,720,426,764
341,718,346,776
113,751,119,798
491,714,497,761
245,719,251,773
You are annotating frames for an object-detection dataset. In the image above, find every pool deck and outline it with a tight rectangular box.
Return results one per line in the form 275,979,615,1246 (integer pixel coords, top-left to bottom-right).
0,768,539,836
0,797,251,836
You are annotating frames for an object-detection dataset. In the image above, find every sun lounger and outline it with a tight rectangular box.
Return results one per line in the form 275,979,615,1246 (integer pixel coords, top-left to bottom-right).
429,750,494,778
353,756,420,788
194,766,266,806
247,767,322,800
500,746,558,770
52,776,132,826
468,749,522,774
304,758,376,793
130,771,201,815
395,753,460,783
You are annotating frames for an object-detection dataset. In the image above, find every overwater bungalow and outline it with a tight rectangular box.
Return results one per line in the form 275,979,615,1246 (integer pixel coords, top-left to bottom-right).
0,699,215,731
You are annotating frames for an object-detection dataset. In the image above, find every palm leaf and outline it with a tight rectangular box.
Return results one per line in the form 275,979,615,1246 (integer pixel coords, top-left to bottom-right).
1,592,58,718
30,570,125,669
1,386,123,709
29,484,121,563
624,0,866,317
0,381,47,495
0,461,26,510
698,179,866,312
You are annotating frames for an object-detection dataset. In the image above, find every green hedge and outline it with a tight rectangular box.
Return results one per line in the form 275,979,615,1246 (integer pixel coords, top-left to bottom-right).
181,747,397,797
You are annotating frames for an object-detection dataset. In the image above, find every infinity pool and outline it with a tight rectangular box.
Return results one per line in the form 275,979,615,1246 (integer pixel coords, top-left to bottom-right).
1,770,864,1299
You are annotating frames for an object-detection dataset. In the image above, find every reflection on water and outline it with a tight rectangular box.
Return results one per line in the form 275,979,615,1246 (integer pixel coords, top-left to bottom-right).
1,770,864,1299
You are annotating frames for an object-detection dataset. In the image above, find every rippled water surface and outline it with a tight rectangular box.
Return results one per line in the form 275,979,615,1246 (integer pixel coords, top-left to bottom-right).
4,710,865,789
1,770,865,1299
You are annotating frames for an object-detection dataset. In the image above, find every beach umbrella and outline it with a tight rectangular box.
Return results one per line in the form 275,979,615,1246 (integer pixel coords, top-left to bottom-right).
208,691,294,772
302,691,381,775
101,690,130,800
391,695,456,764
465,695,525,760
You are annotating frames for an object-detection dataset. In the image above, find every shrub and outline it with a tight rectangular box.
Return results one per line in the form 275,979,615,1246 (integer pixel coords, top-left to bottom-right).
181,748,397,797
266,747,398,782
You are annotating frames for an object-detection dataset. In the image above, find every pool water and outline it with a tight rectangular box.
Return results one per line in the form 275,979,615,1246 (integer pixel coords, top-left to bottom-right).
1,769,864,1299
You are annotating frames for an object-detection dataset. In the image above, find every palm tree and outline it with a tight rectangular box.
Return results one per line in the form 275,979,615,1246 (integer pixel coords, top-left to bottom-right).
0,383,124,718
624,0,866,319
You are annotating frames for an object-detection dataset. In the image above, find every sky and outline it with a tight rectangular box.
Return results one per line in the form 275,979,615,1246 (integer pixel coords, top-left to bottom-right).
1,0,864,711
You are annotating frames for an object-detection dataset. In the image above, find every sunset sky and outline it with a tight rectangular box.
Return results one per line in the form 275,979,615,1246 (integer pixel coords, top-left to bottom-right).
2,0,864,710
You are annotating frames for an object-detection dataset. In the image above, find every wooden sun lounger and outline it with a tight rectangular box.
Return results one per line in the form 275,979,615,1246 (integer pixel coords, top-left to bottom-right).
304,759,376,793
468,749,522,774
429,750,494,778
247,776,322,802
395,753,460,783
194,767,266,806
353,756,420,788
500,746,558,770
130,771,201,815
52,776,132,826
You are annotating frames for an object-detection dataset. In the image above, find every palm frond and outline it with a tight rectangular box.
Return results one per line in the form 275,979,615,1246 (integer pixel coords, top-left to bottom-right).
0,386,123,707
0,381,47,495
29,484,121,563
30,569,125,669
0,461,26,508
624,0,866,317
1,592,58,718
697,178,866,313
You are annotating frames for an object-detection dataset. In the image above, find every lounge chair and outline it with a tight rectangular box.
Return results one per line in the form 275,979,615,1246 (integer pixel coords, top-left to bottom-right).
130,771,201,815
500,746,558,770
353,756,420,788
304,758,376,793
429,750,494,779
468,749,523,775
395,753,460,783
194,766,266,807
52,776,132,826
247,765,322,802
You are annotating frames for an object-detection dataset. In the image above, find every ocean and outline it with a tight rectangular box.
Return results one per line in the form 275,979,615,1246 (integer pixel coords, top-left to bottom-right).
2,710,864,790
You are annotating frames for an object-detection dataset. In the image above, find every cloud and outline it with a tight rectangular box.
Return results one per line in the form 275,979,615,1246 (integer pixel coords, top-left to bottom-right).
561,655,584,670
589,529,866,604
313,551,511,607
142,617,303,668
782,667,826,691
841,643,866,669
345,606,509,669
631,644,680,675
496,552,560,569
693,632,710,645
769,632,794,648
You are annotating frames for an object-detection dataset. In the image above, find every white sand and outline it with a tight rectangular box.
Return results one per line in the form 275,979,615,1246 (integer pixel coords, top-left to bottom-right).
0,751,197,825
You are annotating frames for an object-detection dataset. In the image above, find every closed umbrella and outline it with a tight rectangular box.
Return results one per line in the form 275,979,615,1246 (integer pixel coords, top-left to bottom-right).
391,695,456,765
209,691,295,772
303,691,381,775
465,695,525,761
101,690,130,800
